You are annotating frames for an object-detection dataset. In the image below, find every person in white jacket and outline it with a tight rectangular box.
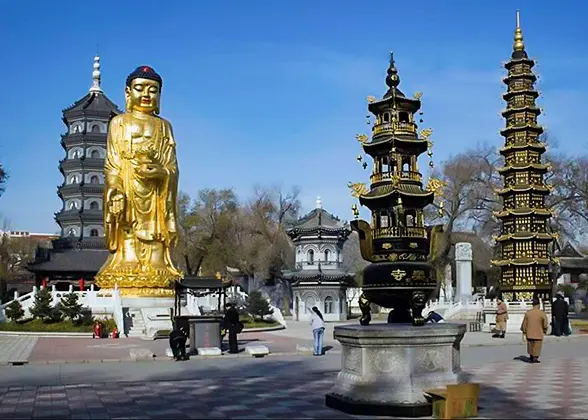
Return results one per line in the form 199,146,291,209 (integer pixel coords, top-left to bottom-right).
310,306,325,356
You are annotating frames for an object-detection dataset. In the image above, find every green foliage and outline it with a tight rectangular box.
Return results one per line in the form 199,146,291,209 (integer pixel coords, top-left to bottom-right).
4,300,24,322
59,292,83,321
0,318,94,332
29,287,54,322
245,290,274,321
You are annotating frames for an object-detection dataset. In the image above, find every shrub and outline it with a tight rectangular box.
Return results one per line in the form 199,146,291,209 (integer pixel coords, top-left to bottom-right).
59,292,83,321
4,300,24,322
245,290,274,321
29,287,54,322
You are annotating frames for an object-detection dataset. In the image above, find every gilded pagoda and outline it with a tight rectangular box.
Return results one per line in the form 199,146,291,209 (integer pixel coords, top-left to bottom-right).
492,11,557,302
349,53,437,326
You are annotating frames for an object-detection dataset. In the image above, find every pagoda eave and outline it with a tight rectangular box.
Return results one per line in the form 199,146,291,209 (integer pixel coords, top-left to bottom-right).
499,143,546,154
494,209,552,218
496,164,549,174
502,90,539,101
368,96,421,114
363,136,428,156
500,124,543,136
501,107,541,117
359,188,434,208
496,185,550,195
495,233,555,242
504,57,536,69
491,258,551,267
502,73,537,84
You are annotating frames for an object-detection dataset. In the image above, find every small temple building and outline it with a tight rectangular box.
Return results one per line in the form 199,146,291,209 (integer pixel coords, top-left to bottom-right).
555,242,588,285
28,56,120,291
282,198,354,321
492,11,558,302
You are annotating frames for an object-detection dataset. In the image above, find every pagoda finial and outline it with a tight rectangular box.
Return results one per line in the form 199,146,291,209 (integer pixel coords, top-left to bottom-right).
385,51,400,89
316,196,323,209
89,54,102,93
513,10,525,52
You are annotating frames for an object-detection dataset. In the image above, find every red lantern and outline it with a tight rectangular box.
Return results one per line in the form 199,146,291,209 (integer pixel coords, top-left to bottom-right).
78,278,85,291
41,278,48,288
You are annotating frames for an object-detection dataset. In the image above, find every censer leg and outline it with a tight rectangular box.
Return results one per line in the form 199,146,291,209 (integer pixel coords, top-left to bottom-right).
411,291,426,326
358,293,372,326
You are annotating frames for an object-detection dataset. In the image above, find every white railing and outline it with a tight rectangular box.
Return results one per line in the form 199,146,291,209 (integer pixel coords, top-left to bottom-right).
1,285,116,322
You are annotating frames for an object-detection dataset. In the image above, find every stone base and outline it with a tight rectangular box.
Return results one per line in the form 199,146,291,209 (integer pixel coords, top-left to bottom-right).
325,393,431,417
326,323,467,418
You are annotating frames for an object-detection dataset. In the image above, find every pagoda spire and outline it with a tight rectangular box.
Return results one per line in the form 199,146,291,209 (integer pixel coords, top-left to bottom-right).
513,10,525,52
89,54,102,93
384,51,404,98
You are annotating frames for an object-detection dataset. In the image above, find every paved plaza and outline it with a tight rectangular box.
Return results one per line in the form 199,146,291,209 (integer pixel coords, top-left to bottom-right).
0,352,586,419
1,324,587,418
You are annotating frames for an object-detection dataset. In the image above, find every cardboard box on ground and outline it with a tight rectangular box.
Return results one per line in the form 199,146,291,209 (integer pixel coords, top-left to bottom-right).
426,383,480,419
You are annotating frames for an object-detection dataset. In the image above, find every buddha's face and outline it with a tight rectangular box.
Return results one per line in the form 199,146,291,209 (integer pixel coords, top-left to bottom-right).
126,78,160,114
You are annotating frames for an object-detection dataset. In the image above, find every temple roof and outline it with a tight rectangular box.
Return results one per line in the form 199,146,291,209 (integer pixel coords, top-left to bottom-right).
287,200,350,237
281,266,353,284
556,243,586,259
28,248,108,274
63,91,121,116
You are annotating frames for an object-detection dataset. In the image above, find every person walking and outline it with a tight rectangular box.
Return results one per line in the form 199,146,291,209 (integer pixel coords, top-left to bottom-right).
521,297,549,364
493,297,508,338
223,302,241,354
310,306,325,356
552,292,569,337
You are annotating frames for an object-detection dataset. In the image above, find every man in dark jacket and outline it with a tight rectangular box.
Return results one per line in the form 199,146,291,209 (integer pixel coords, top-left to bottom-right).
552,292,569,337
224,302,241,354
169,326,188,361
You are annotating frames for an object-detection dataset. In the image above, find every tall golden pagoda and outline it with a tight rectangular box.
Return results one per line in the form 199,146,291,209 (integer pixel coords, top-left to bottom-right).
492,11,557,302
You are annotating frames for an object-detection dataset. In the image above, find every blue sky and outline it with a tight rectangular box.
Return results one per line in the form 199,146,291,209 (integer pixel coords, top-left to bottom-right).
0,1,586,233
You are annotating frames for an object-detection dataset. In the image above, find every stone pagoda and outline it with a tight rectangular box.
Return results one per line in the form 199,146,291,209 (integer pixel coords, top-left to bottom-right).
282,197,354,322
492,11,557,303
348,53,437,326
28,56,120,291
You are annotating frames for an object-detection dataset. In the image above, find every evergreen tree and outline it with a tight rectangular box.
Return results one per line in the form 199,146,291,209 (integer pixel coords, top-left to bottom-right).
4,300,24,322
59,292,83,322
29,287,54,322
245,290,274,321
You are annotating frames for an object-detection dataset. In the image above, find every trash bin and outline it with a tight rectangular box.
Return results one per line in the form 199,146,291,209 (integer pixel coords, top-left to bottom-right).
188,316,223,353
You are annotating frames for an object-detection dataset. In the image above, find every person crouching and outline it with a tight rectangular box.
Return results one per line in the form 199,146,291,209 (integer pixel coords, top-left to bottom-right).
520,297,548,364
170,326,188,361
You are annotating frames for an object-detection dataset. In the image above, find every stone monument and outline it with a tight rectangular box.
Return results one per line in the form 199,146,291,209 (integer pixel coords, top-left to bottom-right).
326,53,467,417
455,242,473,302
94,65,184,337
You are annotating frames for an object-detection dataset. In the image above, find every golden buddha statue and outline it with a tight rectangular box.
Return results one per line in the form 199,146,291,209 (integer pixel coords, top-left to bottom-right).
95,66,183,297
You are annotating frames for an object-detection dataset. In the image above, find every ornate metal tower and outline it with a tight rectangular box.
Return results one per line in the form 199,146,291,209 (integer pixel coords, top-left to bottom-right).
492,11,557,302
349,53,437,326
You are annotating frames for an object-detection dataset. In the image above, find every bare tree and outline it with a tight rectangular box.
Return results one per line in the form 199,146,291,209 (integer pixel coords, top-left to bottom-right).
426,143,502,271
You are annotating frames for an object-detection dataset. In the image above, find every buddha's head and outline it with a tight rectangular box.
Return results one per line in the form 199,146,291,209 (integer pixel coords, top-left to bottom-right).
125,66,163,115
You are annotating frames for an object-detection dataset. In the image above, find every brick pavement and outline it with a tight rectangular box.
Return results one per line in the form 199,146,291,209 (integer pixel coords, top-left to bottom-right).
0,336,37,365
0,356,585,419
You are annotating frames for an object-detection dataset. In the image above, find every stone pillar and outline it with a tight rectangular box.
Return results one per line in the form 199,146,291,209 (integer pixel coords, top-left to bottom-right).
444,264,453,303
455,242,473,302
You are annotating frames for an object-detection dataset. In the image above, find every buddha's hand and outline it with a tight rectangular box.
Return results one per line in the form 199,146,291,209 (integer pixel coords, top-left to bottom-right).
140,162,166,179
109,192,125,215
